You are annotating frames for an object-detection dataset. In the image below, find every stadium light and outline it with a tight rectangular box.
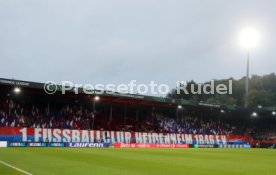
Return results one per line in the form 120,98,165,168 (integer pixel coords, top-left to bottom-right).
14,87,21,94
176,105,182,120
272,111,276,116
240,28,259,49
240,28,259,108
94,96,100,101
251,112,258,118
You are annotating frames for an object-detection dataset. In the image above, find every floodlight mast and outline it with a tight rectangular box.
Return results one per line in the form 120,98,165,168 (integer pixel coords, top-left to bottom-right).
240,28,259,108
245,50,249,108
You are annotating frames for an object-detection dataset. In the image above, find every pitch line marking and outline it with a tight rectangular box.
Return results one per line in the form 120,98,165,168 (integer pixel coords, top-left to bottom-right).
0,160,32,175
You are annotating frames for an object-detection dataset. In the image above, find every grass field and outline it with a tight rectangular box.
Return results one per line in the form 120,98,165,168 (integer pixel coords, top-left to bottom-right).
0,148,275,175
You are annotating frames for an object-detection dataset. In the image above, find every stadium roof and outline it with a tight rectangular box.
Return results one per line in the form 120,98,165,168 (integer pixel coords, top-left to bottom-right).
0,78,274,112
0,78,179,108
0,78,220,109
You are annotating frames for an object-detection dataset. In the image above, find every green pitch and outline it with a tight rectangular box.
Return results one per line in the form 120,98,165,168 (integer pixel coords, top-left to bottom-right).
0,148,275,175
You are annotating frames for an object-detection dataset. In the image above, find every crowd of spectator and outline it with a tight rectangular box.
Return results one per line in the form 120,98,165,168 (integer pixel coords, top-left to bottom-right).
255,131,276,141
156,115,234,135
0,99,253,136
0,99,94,130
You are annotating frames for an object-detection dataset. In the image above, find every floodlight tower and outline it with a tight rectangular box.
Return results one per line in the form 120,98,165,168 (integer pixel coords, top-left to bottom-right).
240,28,259,108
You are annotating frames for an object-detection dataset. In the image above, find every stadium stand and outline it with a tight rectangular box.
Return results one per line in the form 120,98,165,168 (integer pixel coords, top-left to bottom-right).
0,98,239,136
0,78,275,146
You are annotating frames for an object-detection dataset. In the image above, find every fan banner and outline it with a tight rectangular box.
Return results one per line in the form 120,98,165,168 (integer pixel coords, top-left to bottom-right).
0,127,251,144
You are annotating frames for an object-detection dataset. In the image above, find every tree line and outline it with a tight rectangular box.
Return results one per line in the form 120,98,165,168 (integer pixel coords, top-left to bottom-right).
167,73,276,108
